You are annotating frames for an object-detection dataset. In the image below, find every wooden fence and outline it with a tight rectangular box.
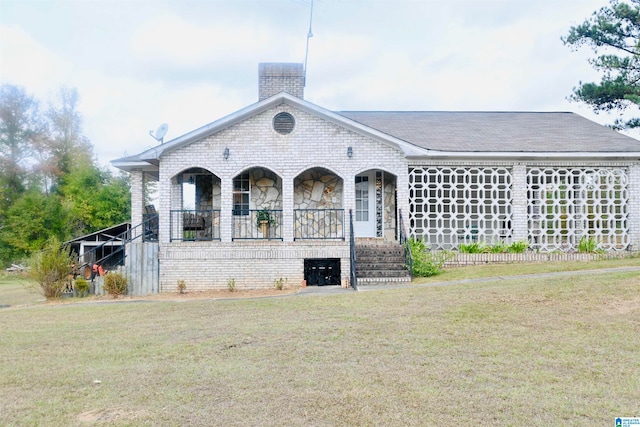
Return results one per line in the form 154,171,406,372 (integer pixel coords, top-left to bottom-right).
93,242,159,296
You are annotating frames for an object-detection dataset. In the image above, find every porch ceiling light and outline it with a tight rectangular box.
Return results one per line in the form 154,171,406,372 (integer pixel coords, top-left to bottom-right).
347,146,353,158
224,147,230,160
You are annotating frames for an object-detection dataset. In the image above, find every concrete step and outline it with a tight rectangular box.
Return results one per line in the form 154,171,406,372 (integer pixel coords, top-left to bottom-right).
357,262,408,271
357,259,406,266
356,276,412,286
356,243,404,248
357,268,411,278
355,238,398,246
355,240,411,282
356,250,405,258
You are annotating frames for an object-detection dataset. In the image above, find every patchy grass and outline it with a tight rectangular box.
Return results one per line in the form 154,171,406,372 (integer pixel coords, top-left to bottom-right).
0,272,43,306
1,267,638,425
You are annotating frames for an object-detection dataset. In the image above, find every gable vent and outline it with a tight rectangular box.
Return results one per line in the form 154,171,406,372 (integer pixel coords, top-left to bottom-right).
273,112,295,135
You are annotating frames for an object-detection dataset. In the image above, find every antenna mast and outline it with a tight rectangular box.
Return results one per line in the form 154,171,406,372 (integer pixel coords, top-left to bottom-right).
303,0,314,87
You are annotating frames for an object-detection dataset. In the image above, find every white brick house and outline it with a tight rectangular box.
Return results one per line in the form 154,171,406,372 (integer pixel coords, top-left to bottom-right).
113,63,640,293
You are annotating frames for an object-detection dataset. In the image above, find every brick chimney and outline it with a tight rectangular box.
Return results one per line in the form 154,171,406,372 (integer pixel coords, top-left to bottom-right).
258,63,305,101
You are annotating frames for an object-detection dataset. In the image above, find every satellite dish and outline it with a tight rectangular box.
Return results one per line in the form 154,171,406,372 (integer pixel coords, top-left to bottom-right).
149,123,169,143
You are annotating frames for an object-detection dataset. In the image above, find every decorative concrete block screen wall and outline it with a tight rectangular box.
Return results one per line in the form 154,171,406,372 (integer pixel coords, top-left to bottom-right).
409,166,513,250
526,166,629,251
408,163,635,252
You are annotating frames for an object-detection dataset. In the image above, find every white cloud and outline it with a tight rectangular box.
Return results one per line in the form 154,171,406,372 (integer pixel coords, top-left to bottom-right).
79,76,248,167
130,15,299,67
0,25,71,95
308,0,607,114
2,0,637,171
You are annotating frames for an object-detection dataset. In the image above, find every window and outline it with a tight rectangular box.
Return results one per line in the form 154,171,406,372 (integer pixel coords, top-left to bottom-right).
355,175,369,221
233,173,250,215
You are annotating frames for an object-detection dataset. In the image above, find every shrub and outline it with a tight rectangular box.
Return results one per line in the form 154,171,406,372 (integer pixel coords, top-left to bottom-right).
578,236,599,253
74,277,90,297
489,241,509,253
29,238,76,299
103,272,128,297
459,242,488,253
177,279,186,294
227,278,236,292
409,237,453,277
274,277,287,290
507,240,529,253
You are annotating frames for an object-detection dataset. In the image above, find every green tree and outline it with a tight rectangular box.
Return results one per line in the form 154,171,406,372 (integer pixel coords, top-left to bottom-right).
0,85,46,215
59,164,130,235
0,190,70,263
93,171,131,229
0,84,131,267
563,0,640,130
44,87,94,192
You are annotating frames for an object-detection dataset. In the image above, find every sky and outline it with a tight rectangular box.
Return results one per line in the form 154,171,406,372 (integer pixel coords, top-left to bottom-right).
0,0,627,169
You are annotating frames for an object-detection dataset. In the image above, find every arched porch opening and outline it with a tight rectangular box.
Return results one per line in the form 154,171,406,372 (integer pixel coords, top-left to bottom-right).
232,167,283,240
294,167,344,240
170,167,221,241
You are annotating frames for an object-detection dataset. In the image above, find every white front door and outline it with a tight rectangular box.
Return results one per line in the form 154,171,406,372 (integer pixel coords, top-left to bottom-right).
354,172,376,237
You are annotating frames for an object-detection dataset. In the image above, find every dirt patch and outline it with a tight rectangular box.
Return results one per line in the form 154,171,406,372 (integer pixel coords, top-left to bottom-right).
25,287,300,307
78,408,148,423
605,296,640,315
82,287,299,303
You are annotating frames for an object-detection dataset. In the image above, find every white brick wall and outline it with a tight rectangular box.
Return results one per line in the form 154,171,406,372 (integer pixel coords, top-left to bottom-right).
160,241,349,291
258,63,304,100
130,171,144,227
511,164,528,242
159,104,408,240
155,103,408,290
629,163,640,249
131,101,640,292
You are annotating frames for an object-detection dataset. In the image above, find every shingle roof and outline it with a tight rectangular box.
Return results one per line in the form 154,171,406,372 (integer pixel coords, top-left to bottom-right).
337,111,640,152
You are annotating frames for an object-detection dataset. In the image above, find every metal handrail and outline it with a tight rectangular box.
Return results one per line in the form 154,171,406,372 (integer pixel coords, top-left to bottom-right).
75,214,157,269
294,208,345,240
232,209,283,240
399,209,413,279
349,209,357,290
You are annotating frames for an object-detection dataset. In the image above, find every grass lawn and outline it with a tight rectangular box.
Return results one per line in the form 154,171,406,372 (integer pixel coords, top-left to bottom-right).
1,261,639,426
0,272,44,306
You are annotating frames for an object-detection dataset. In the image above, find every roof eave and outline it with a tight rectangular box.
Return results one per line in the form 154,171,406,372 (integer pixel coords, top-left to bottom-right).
405,151,640,160
130,92,424,160
145,94,302,160
110,160,160,172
